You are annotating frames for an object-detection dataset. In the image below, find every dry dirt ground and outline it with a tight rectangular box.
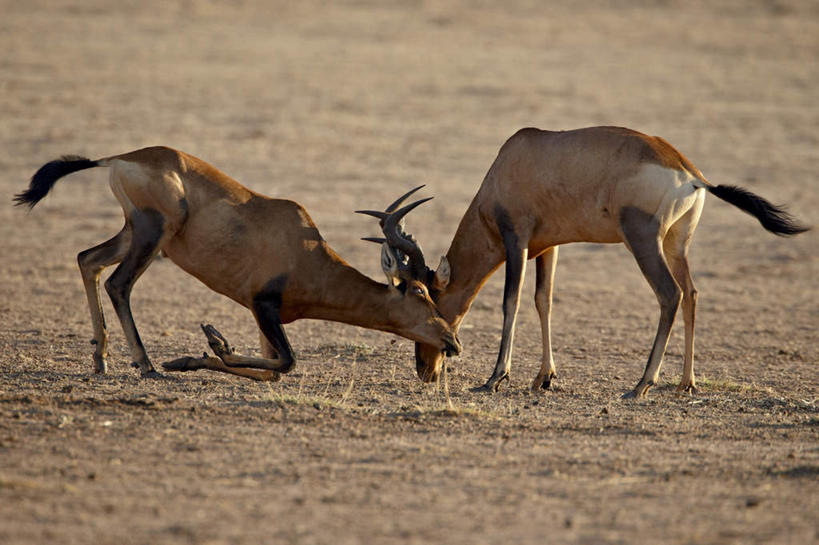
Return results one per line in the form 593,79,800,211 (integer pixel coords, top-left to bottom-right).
1,1,818,544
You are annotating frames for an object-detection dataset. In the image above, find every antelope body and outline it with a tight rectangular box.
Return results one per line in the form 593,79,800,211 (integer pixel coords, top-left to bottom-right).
16,147,461,380
412,126,808,397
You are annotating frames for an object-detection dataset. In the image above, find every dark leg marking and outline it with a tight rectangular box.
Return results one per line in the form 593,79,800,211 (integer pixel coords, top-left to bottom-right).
620,207,681,398
252,298,295,374
104,208,166,376
473,205,528,393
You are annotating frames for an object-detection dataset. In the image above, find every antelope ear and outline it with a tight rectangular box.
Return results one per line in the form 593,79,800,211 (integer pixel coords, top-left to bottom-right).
433,255,450,290
381,243,400,287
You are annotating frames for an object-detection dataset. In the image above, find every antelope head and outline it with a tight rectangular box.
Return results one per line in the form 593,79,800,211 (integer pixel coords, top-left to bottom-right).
409,255,452,383
357,187,460,371
362,190,454,384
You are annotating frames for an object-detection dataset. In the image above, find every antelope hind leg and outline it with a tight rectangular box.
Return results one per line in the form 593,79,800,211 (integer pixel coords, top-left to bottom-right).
663,207,702,395
77,226,132,374
619,208,681,399
103,209,169,378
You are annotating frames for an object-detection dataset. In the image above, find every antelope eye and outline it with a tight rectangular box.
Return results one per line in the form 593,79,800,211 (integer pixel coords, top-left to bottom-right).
412,286,425,296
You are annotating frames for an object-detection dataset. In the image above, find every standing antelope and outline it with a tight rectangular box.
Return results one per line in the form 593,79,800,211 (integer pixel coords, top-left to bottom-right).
15,147,461,381
408,126,808,398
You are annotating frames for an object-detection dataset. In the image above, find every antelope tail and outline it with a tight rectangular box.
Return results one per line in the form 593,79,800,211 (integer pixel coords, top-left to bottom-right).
13,156,100,209
694,180,810,236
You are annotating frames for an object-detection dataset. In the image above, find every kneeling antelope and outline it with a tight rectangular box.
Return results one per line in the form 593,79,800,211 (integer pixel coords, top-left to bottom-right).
409,126,808,397
15,147,461,381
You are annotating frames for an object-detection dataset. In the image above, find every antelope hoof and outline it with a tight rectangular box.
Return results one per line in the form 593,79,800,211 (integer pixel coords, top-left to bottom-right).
130,360,162,378
471,374,509,393
622,382,652,399
676,382,698,395
470,383,494,393
531,371,556,391
92,354,108,374
201,323,234,357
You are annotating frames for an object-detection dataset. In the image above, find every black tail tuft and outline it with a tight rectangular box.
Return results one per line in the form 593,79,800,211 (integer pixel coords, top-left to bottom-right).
14,155,98,209
706,184,810,237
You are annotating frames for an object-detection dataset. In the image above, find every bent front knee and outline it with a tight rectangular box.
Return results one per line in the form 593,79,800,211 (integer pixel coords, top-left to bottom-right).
278,353,296,374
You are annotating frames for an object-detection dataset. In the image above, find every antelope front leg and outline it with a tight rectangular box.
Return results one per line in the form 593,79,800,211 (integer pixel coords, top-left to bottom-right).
201,324,287,373
531,247,559,391
162,354,280,381
162,324,281,381
473,237,528,393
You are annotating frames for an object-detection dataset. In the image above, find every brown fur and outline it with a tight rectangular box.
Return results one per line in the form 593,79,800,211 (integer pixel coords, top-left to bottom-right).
33,147,461,380
416,126,717,397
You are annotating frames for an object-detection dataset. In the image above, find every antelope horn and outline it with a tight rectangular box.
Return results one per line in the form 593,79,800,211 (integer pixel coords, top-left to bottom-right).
355,209,388,220
385,185,426,213
381,197,433,277
355,186,427,227
358,189,433,279
383,197,434,227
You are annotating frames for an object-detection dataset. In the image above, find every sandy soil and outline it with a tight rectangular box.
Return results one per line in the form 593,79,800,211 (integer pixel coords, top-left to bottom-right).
1,1,817,543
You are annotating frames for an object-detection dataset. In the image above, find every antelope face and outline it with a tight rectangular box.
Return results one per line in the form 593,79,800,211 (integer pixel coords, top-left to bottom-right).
357,185,460,382
387,278,461,360
412,255,454,383
415,339,447,383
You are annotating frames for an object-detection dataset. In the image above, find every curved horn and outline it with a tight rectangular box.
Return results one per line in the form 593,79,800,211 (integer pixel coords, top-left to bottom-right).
358,189,433,280
381,197,433,277
355,209,389,221
383,197,433,227
385,185,426,213
355,186,427,227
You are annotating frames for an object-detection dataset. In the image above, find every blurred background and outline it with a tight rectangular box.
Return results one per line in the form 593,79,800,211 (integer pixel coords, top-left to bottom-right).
1,2,817,543
3,0,817,356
